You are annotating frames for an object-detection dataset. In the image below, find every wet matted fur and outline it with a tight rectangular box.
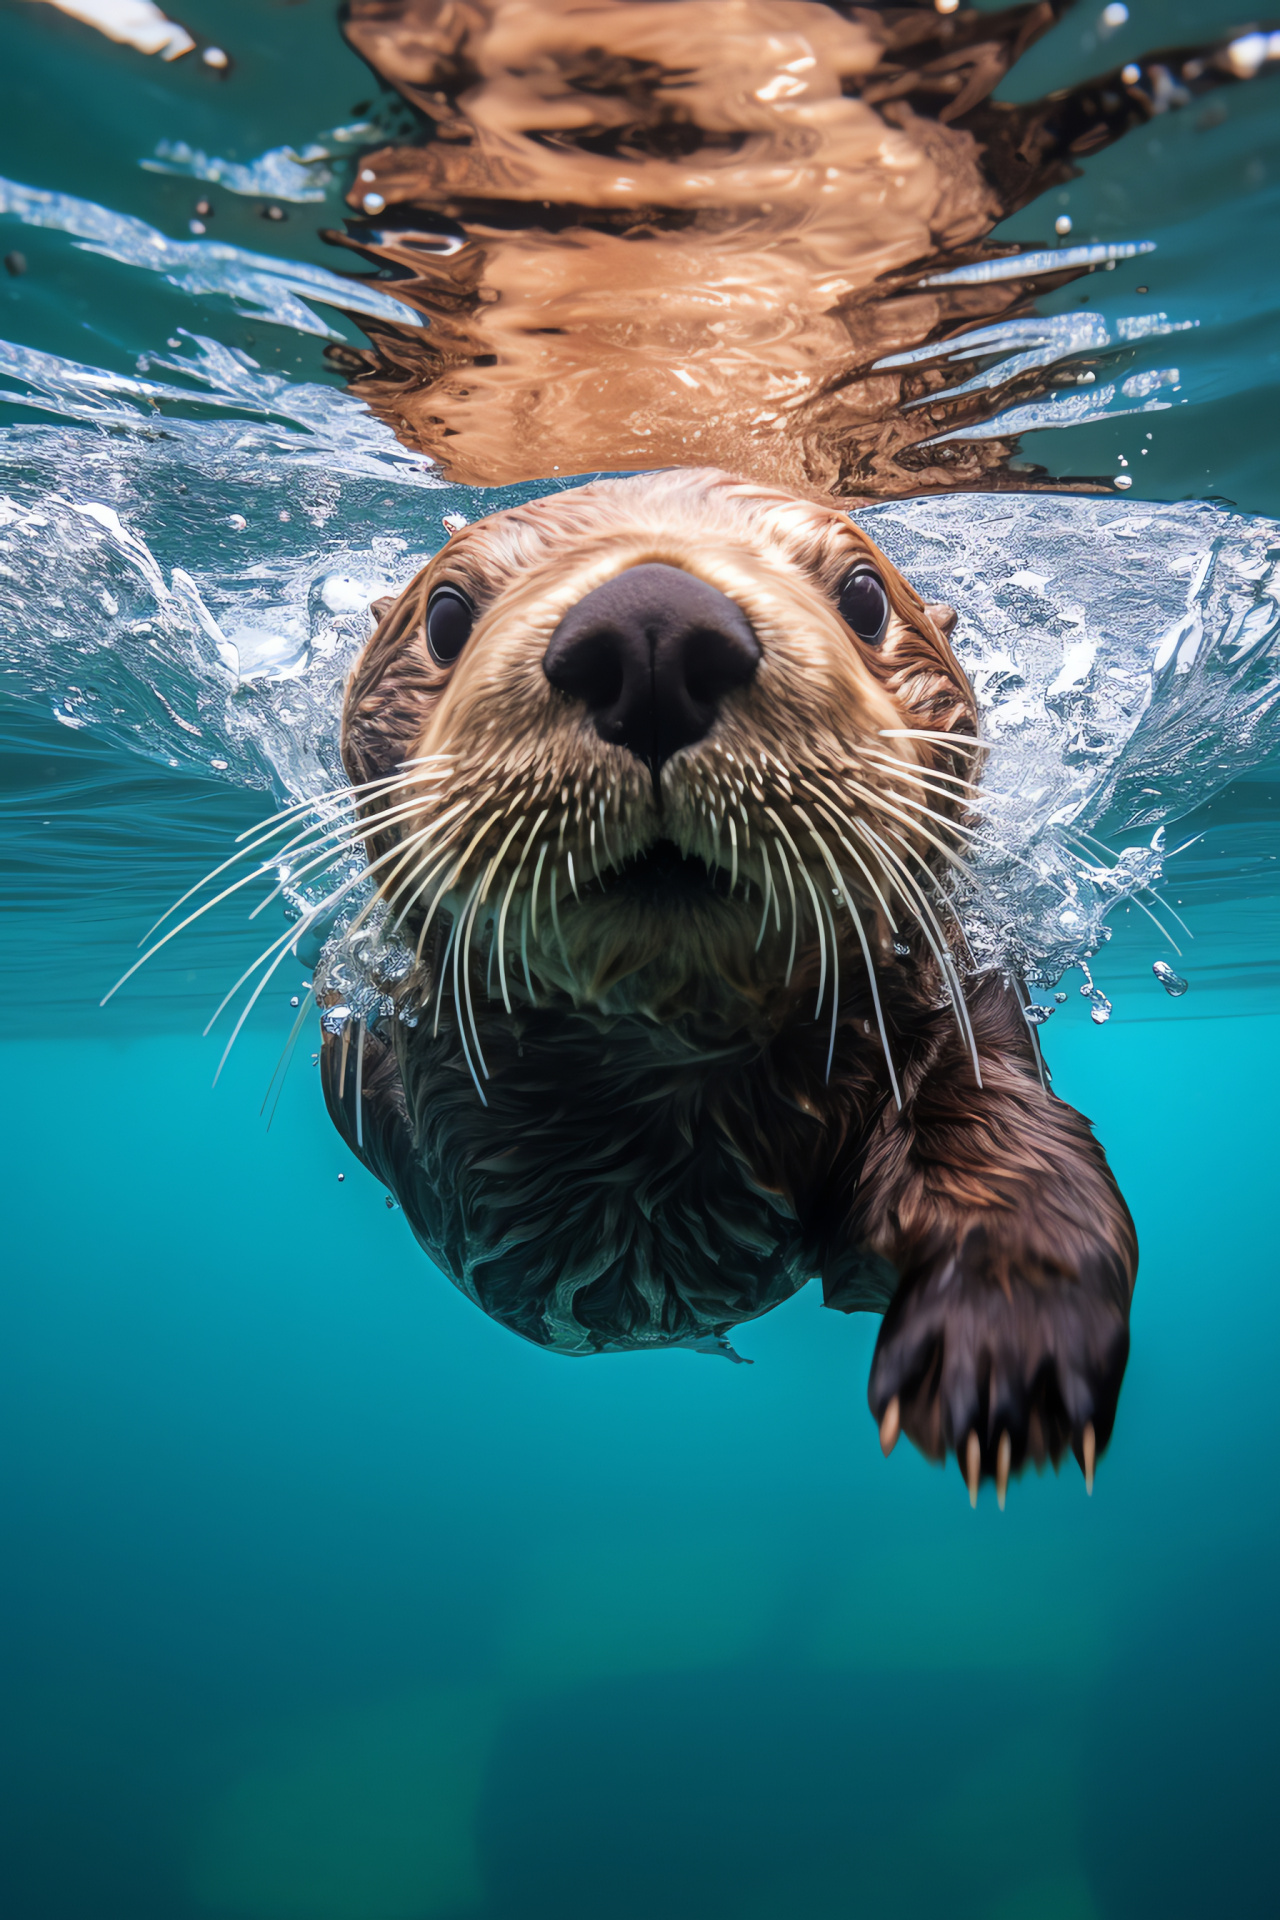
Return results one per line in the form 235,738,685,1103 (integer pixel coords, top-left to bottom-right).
321,468,1136,1496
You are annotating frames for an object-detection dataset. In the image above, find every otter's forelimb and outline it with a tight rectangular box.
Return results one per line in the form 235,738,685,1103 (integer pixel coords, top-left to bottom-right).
848,973,1137,1504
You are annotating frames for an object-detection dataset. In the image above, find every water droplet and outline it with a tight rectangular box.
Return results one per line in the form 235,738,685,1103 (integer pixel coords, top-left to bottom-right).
290,995,300,1008
1101,2,1129,26
337,1173,345,1183
363,192,386,214
1054,991,1068,1003
1153,960,1189,996
1024,1004,1054,1026
1114,475,1132,490
893,940,911,957
1121,62,1141,84
188,218,206,236
1055,214,1073,236
227,513,247,531
202,45,229,70
1089,990,1113,1025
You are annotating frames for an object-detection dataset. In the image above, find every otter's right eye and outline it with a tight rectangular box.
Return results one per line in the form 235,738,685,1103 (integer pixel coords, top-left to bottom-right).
425,585,476,664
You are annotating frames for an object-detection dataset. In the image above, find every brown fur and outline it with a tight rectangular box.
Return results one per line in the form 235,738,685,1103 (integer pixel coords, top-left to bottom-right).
324,468,1136,1490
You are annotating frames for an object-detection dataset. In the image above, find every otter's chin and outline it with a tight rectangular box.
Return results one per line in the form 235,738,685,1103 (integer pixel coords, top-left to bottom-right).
545,840,765,1020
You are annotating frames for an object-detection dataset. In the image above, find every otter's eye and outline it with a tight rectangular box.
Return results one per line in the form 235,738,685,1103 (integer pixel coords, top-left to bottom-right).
425,585,476,664
837,566,890,646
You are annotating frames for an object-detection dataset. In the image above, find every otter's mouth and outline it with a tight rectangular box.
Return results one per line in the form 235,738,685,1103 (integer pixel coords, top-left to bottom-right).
607,838,734,903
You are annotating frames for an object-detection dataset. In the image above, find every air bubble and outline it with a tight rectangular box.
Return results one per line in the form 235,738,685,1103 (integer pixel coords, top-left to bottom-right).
1089,990,1113,1025
1153,960,1189,996
290,995,300,1008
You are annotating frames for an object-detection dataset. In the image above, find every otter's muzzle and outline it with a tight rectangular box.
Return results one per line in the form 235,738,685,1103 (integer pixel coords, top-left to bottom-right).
543,562,760,779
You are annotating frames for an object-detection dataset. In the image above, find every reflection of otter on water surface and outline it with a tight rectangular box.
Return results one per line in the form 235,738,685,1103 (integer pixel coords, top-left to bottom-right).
321,469,1136,1503
327,0,1270,494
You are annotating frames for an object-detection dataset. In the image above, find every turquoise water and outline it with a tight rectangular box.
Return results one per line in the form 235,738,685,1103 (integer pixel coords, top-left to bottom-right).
3,4,1280,1917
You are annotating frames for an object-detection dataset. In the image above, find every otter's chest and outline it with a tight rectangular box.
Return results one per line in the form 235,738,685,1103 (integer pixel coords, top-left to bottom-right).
392,1013,814,1355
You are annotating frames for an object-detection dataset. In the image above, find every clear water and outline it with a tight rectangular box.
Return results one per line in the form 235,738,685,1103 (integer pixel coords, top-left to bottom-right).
3,4,1280,1916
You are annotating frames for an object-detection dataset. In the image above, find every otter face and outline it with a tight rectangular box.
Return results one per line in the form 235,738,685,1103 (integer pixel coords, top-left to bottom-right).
343,468,976,1027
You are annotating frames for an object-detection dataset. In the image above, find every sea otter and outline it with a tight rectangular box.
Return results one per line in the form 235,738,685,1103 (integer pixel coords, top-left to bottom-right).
320,467,1136,1502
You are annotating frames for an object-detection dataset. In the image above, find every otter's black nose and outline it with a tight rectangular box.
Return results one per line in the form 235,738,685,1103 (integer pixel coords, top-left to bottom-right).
543,563,761,776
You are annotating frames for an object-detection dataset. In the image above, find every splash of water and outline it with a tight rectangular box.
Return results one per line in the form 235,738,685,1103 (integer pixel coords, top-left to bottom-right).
0,174,423,341
3,337,1278,1006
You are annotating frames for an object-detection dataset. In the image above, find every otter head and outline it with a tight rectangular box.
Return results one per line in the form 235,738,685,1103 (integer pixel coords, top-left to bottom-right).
342,468,975,1035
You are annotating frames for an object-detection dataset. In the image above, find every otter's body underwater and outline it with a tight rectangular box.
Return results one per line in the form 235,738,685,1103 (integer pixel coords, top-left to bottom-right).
295,468,1136,1503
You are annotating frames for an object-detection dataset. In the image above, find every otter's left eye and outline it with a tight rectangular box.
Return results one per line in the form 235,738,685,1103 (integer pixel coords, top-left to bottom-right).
837,566,890,646
425,585,476,664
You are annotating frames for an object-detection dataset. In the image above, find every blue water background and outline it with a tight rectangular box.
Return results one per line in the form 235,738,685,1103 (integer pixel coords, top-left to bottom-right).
2,4,1280,1916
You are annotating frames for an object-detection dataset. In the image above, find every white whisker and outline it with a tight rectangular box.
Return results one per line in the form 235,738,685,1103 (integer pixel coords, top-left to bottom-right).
461,884,490,1082
231,756,452,845
818,886,840,1082
878,728,982,755
520,890,535,1004
433,912,460,1039
355,1018,366,1150
529,841,549,941
414,811,502,963
248,791,464,922
452,879,488,1105
496,810,549,1014
795,793,899,934
839,774,982,891
858,749,994,809
755,841,774,953
860,820,983,1088
794,813,902,1105
261,984,313,1124
770,834,799,984
763,808,829,1015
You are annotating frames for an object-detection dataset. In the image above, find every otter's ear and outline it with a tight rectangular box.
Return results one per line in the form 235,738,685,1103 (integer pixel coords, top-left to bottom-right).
924,601,958,640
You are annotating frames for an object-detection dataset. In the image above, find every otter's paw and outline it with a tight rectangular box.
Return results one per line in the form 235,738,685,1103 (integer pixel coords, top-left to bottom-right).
866,1226,1130,1506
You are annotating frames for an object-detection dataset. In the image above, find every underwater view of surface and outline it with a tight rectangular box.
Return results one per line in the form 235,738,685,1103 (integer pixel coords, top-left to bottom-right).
3,1,1280,1915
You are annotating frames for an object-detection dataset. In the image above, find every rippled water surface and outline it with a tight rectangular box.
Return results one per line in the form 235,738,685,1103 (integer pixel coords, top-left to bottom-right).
2,4,1279,1916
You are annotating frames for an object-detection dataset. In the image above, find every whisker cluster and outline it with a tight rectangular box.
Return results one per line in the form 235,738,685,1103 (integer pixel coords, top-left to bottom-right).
108,719,1013,1110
